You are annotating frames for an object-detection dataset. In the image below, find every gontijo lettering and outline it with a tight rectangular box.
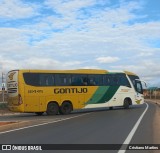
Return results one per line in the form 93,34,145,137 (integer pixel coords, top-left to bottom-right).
54,88,88,94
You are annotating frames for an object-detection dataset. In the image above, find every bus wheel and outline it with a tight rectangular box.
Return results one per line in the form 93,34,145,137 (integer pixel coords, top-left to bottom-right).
123,98,130,109
46,102,59,115
35,112,44,116
60,102,73,115
109,107,113,110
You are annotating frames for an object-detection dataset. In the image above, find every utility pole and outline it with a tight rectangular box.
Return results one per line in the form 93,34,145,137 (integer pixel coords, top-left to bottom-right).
2,72,5,102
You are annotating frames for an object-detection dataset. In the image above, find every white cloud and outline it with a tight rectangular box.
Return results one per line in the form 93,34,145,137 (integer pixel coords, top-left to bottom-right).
0,0,38,19
0,28,28,52
111,60,160,86
0,0,160,87
0,55,84,75
0,56,20,73
138,52,153,57
81,66,100,69
96,56,120,63
21,58,84,70
45,0,96,15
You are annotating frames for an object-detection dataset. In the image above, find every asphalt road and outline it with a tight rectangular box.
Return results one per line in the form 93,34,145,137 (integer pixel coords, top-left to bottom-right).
0,102,157,153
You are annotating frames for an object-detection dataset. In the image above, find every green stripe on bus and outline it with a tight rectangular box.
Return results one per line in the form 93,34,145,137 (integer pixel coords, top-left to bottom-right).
86,86,109,104
97,86,119,103
86,86,119,104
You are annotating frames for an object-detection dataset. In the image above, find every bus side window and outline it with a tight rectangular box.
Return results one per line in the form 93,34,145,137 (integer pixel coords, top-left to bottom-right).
47,75,55,86
112,76,119,85
71,75,82,86
39,75,47,86
105,74,120,86
89,78,96,86
71,75,88,86
104,75,112,86
23,73,40,86
128,75,139,88
40,74,55,86
82,77,88,86
88,75,103,86
55,74,70,86
119,74,131,87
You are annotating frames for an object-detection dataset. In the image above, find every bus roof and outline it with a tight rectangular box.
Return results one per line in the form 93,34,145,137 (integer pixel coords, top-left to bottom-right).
124,71,137,76
9,69,137,76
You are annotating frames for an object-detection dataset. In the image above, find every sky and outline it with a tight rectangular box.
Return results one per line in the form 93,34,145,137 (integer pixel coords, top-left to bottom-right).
0,0,160,87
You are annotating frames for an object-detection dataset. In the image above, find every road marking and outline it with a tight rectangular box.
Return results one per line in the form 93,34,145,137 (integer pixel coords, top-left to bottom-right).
0,113,91,135
118,103,149,153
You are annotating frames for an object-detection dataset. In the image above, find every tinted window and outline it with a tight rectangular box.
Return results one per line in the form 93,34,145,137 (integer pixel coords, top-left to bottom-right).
104,74,131,87
23,73,40,86
39,74,54,86
118,74,131,87
135,81,143,94
71,75,88,86
88,75,103,86
23,72,131,87
128,75,139,88
104,74,119,86
104,75,112,85
55,74,71,86
23,73,55,86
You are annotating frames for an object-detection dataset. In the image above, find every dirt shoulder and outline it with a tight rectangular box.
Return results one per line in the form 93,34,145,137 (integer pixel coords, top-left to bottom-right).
0,109,27,132
0,109,18,116
145,99,160,144
146,99,160,106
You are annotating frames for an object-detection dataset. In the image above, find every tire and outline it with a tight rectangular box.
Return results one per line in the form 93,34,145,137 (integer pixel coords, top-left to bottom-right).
46,102,59,115
60,102,73,115
35,112,44,116
123,98,130,109
109,107,113,110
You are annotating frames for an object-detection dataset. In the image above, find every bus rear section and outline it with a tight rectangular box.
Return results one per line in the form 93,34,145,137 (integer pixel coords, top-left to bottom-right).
7,70,24,112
